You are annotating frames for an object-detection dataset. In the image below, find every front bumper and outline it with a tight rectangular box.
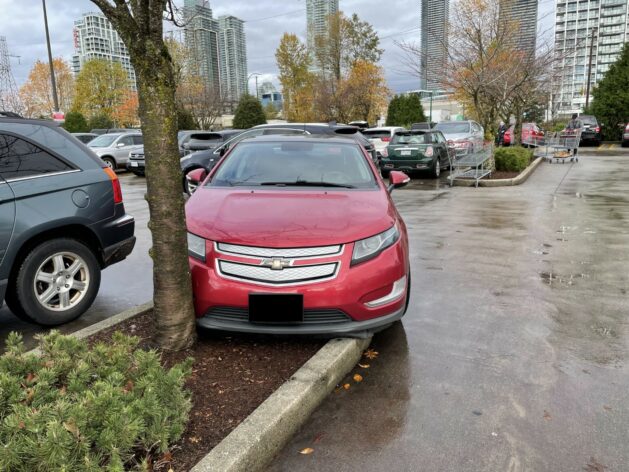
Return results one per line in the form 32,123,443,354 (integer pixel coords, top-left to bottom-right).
189,239,409,335
127,159,145,173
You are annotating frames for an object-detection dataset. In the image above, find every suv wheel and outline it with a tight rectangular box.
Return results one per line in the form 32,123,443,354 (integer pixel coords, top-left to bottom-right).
184,168,201,195
432,159,441,178
8,238,101,326
102,157,116,170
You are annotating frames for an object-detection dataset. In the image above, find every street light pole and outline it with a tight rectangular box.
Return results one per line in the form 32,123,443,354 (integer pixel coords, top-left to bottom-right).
247,72,262,100
584,27,597,110
42,0,59,113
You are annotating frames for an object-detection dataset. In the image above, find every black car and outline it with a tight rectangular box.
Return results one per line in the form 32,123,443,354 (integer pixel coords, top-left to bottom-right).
71,132,98,144
0,116,135,325
577,115,602,146
128,130,226,176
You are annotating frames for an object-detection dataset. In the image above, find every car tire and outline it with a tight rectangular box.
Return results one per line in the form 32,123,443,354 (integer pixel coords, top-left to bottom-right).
431,158,441,179
403,272,411,315
183,168,203,195
101,156,116,170
8,238,101,326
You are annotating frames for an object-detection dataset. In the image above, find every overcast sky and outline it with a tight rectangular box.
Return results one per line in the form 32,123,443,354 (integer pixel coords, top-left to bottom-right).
0,0,554,94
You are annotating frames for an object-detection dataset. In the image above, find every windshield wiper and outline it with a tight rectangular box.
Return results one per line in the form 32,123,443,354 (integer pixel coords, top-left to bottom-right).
259,180,356,189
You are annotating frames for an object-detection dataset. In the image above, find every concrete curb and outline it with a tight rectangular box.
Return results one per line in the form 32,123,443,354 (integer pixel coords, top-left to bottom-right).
26,302,153,355
191,335,372,472
452,156,543,187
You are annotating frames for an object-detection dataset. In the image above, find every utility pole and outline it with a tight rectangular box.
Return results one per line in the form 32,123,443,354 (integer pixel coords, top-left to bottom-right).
584,27,597,110
42,0,59,112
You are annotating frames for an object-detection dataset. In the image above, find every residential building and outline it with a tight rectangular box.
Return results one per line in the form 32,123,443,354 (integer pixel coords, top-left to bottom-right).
258,81,283,111
218,15,248,102
306,0,339,68
420,0,449,91
183,0,221,93
553,0,629,115
499,0,539,58
72,12,136,88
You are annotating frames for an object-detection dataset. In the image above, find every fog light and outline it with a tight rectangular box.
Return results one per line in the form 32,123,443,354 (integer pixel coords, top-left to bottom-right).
365,275,407,308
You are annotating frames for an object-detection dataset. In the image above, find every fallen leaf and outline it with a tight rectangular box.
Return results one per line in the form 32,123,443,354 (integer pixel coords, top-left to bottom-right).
168,469,174,472
189,436,200,444
543,410,552,420
363,349,379,360
353,374,363,382
358,363,370,369
603,405,612,411
25,373,36,384
63,420,80,439
299,447,314,455
343,383,351,390
18,421,25,430
584,457,607,471
161,451,173,462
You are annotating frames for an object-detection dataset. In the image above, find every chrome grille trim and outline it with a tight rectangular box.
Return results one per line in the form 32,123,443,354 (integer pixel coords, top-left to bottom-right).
217,260,339,286
216,242,343,259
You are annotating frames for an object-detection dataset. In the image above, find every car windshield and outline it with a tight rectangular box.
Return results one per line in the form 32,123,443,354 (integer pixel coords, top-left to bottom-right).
362,130,392,139
434,122,471,134
391,132,428,145
88,134,120,147
209,141,377,189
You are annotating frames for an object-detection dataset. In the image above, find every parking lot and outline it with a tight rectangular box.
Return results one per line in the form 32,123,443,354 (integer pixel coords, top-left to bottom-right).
2,153,629,470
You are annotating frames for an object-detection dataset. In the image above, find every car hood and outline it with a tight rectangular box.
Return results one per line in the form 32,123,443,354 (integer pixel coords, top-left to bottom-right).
439,132,472,141
186,188,396,247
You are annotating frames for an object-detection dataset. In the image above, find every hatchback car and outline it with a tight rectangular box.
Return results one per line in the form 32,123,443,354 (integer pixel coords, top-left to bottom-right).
88,132,143,169
362,126,406,159
577,115,602,146
184,135,411,335
0,116,135,326
434,120,484,156
380,130,452,178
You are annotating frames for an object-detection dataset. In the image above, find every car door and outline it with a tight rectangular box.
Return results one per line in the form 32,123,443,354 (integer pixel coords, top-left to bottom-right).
113,135,135,164
433,132,448,166
0,136,16,267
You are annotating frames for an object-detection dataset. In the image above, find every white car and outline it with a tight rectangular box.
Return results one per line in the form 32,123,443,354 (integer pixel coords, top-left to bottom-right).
362,126,406,158
87,132,143,170
433,121,484,156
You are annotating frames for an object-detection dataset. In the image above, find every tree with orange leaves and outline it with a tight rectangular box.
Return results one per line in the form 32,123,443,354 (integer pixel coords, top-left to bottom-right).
19,58,74,119
112,90,139,127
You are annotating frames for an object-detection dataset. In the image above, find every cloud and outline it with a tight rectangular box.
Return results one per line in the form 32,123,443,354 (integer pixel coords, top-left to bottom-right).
0,0,554,95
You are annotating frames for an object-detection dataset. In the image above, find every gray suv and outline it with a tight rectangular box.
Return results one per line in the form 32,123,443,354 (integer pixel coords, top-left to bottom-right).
87,131,143,170
0,116,136,325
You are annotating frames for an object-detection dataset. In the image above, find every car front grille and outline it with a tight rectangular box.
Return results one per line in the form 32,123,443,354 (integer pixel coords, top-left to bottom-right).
206,306,351,324
214,242,344,286
218,260,338,285
129,152,144,160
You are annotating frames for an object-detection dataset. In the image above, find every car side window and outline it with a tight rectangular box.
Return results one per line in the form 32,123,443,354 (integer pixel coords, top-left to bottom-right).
119,136,134,147
132,136,143,145
0,134,73,181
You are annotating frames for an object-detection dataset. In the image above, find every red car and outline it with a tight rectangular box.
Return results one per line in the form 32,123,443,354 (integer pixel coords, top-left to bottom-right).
184,135,411,335
521,123,545,147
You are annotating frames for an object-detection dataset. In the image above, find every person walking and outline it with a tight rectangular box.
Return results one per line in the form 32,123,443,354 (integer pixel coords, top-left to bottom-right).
496,121,508,147
565,113,582,157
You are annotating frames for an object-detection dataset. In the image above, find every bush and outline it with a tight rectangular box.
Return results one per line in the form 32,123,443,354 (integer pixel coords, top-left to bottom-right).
87,113,114,131
494,146,532,172
233,94,267,129
62,111,89,133
0,331,192,471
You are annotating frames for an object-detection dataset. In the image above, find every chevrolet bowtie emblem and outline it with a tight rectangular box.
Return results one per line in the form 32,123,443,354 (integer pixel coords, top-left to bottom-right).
262,258,291,270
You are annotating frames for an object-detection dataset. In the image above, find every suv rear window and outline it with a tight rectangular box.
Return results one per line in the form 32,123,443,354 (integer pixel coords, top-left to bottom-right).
579,115,598,125
391,132,429,145
0,134,73,180
362,130,392,139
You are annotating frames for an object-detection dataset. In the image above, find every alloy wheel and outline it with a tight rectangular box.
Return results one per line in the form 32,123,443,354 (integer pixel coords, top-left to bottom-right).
33,252,90,312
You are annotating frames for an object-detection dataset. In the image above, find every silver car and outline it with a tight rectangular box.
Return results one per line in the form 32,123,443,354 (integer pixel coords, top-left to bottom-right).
433,120,484,156
87,132,143,169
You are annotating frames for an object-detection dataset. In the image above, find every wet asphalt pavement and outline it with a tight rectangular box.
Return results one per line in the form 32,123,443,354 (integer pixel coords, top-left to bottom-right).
2,154,629,471
0,173,153,348
268,153,629,471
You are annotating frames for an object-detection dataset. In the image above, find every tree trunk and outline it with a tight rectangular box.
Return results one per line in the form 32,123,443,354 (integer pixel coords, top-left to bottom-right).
135,58,197,351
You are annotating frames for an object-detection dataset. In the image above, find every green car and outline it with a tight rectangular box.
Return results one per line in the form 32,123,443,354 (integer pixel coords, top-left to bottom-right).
380,130,452,179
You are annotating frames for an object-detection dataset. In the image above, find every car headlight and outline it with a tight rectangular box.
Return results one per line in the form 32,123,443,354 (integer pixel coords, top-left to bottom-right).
351,225,399,266
187,232,206,261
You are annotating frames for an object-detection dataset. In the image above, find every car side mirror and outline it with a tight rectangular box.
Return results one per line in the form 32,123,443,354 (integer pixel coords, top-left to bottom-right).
187,168,208,187
388,171,410,193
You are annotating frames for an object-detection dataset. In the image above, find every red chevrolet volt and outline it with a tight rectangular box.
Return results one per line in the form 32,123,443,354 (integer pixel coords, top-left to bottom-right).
185,135,411,335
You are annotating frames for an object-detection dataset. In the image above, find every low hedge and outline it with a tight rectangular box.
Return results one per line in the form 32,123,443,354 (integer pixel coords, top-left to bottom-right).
494,146,533,172
0,331,193,471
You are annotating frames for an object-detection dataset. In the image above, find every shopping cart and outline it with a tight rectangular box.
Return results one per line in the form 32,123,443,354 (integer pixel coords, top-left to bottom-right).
543,129,581,163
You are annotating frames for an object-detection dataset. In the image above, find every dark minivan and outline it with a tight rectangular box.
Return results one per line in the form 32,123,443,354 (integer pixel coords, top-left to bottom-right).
0,116,135,325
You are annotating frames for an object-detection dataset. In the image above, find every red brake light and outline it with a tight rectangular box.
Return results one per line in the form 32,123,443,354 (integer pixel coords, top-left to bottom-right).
104,167,123,204
381,136,391,142
595,126,600,133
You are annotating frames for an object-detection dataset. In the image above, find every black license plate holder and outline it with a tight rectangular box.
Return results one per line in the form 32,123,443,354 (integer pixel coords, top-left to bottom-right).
248,294,304,323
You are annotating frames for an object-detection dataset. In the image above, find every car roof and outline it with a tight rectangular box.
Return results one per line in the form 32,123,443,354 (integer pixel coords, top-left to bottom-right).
364,126,404,131
237,134,361,145
0,116,60,127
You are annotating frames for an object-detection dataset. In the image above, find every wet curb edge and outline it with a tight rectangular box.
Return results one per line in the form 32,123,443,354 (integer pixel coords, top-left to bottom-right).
452,156,543,187
191,335,372,472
